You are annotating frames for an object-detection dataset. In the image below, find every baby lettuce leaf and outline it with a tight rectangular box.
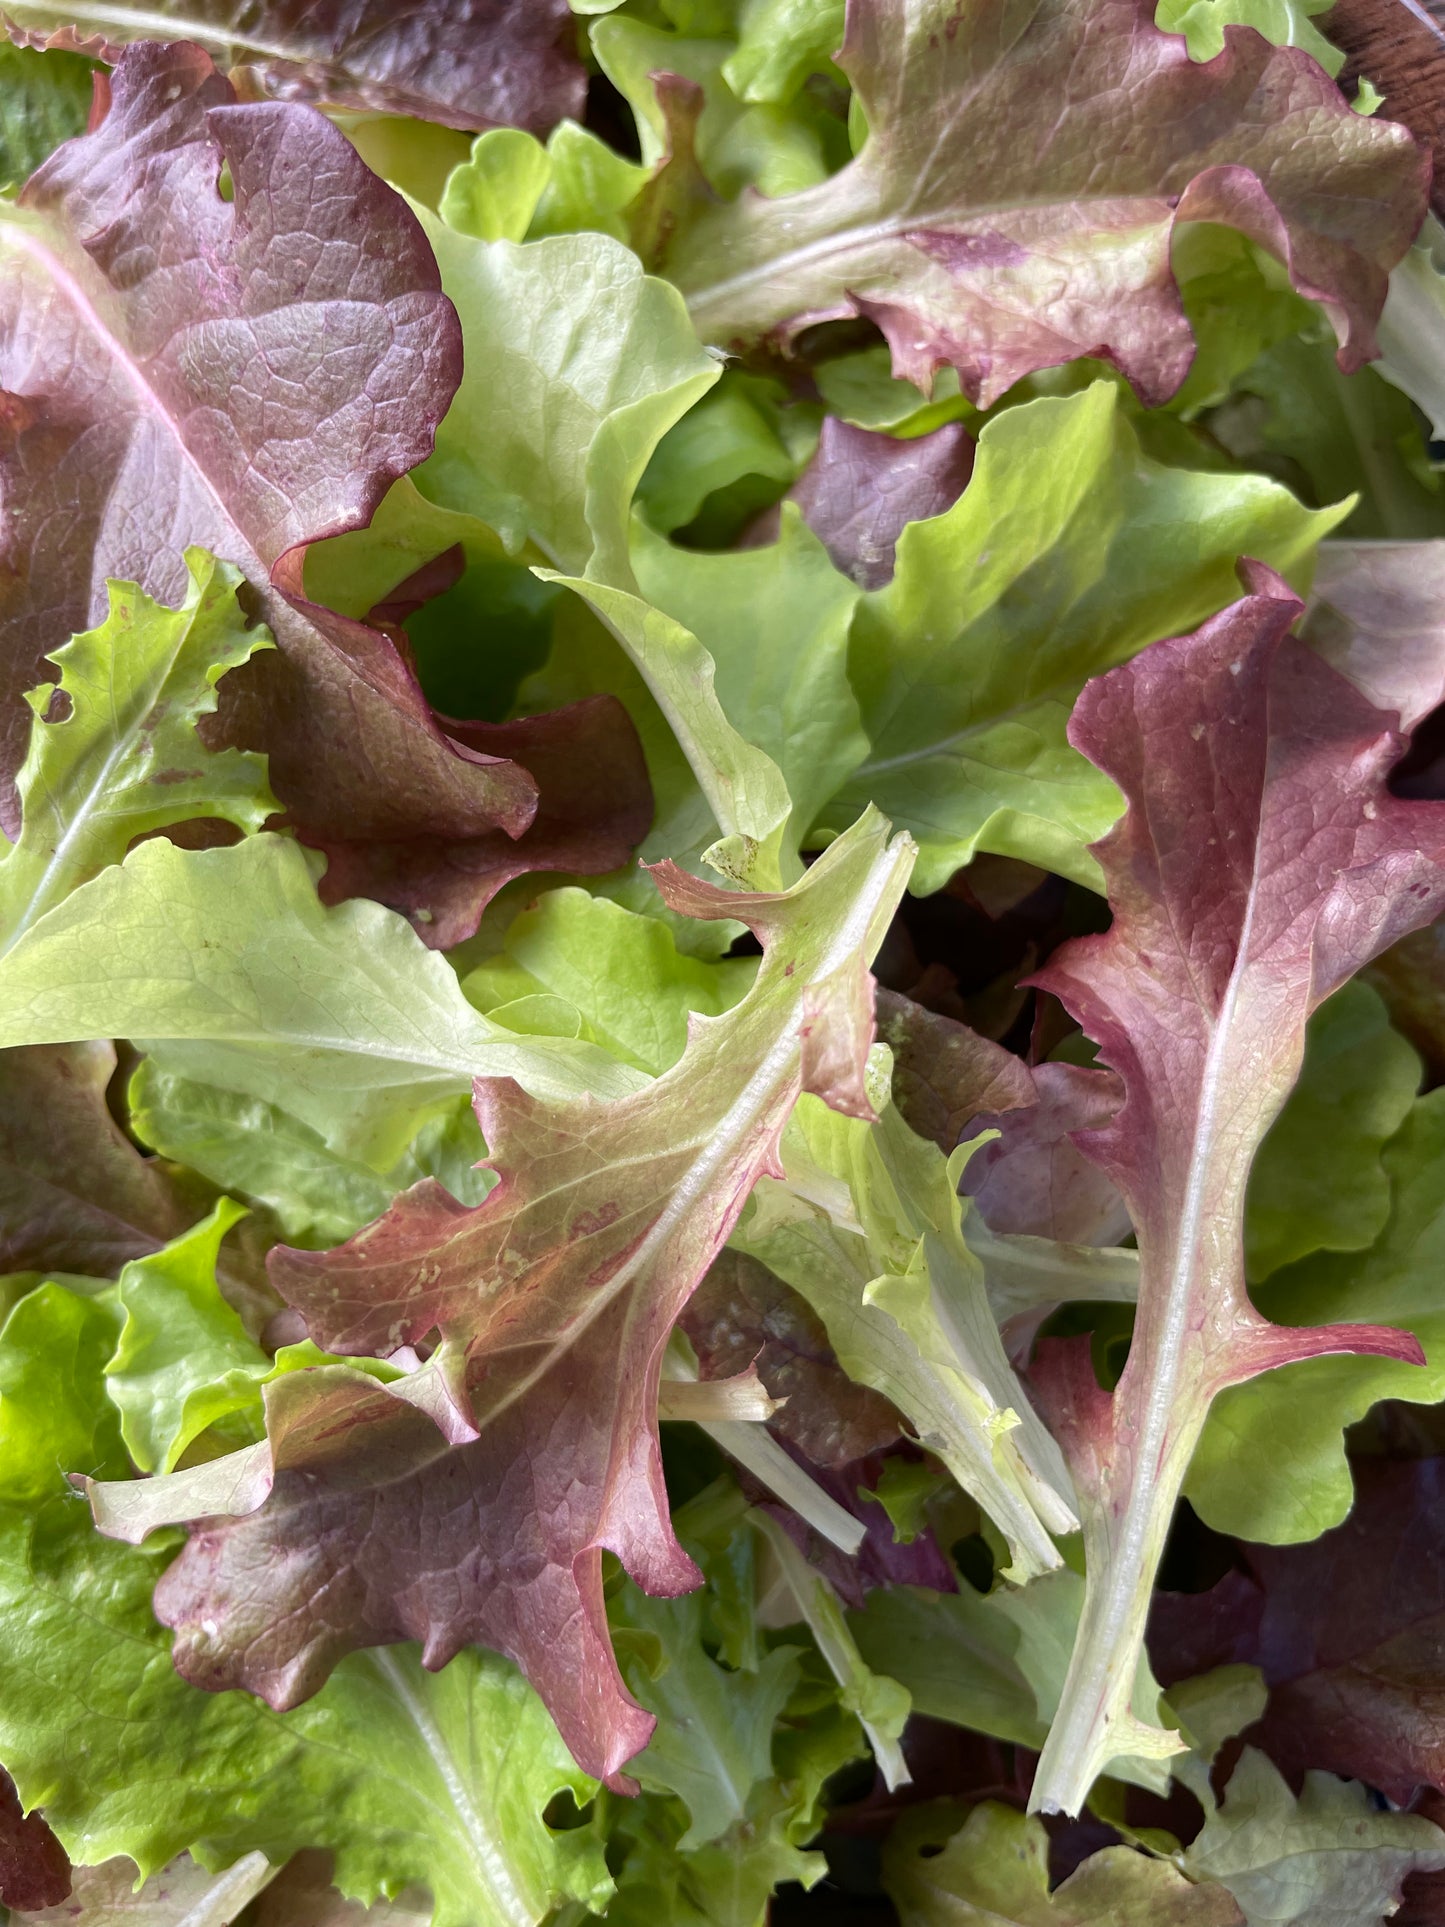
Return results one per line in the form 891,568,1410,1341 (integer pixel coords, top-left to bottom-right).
965,1063,1130,1249
1027,565,1445,1814
129,1062,490,1251
0,835,641,1167
875,988,1039,1158
1189,1088,1445,1543
438,127,555,243
613,1582,810,1854
308,697,654,950
0,1764,71,1912
884,1800,1244,1925
0,41,583,927
416,225,717,586
402,219,796,889
0,38,91,189
0,1043,199,1280
0,1506,611,1927
723,0,847,104
826,382,1348,893
1157,0,1344,76
104,1198,268,1476
0,552,276,956
84,809,914,1789
461,884,755,1077
766,416,975,592
5,2,585,133
590,9,848,211
0,1284,127,1509
670,0,1427,406
624,510,868,877
1182,1748,1445,1922
740,1063,1079,1581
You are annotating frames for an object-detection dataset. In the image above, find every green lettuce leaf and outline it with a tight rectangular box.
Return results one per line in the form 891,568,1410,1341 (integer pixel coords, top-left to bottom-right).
1155,0,1343,78
851,1569,1177,1795
634,370,815,543
0,1504,612,1927
1207,323,1445,540
590,9,849,211
0,1282,125,1503
528,118,652,243
1188,1087,1445,1543
415,225,717,585
461,884,754,1075
437,128,552,242
127,1064,488,1251
624,510,869,872
884,1800,1244,1924
0,834,640,1166
723,0,846,103
0,39,93,189
1244,981,1420,1283
614,1584,806,1850
826,383,1348,892
738,1056,1078,1582
1183,1749,1445,1925
103,1199,269,1475
0,551,276,955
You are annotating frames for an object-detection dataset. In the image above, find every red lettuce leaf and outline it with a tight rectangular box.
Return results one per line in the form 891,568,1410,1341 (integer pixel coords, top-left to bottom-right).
674,0,1429,406
965,1062,1130,1249
749,418,976,590
0,1767,69,1912
681,1247,903,1469
89,811,914,1787
1153,1455,1445,1808
309,697,653,948
0,1043,198,1279
874,987,1036,1157
5,3,585,134
0,42,620,937
1024,563,1445,1813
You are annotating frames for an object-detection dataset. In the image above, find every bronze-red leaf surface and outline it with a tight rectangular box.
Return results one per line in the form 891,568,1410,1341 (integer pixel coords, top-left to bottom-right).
1024,564,1445,1813
5,3,585,133
673,0,1429,406
0,40,568,929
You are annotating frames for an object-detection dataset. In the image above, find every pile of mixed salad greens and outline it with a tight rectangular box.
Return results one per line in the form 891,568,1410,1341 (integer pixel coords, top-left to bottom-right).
3,0,1445,1920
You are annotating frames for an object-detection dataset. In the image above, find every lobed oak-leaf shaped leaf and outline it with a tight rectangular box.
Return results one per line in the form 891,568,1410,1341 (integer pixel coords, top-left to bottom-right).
4,2,586,133
88,808,916,1789
1024,563,1445,1815
672,0,1429,406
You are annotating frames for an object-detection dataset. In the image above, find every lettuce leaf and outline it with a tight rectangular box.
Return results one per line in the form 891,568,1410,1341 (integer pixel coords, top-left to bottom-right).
668,0,1427,406
0,551,276,955
1027,565,1445,1812
0,41,632,936
740,1060,1078,1582
84,809,914,1790
885,1799,1243,1924
1188,1086,1445,1543
827,382,1349,892
4,3,586,133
